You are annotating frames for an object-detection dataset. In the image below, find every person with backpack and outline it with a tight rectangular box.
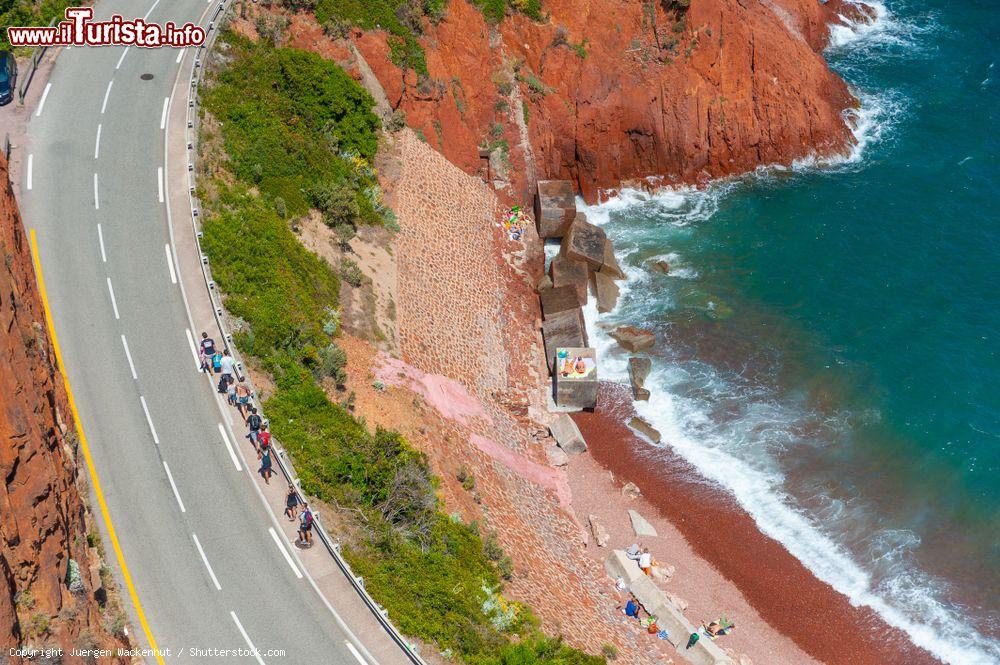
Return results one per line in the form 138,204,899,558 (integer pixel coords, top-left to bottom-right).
256,424,271,460
258,447,273,485
246,408,263,449
199,332,216,372
211,351,223,374
297,504,313,546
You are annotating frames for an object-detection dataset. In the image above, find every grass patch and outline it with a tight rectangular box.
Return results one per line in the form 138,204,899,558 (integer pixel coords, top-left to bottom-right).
472,0,544,24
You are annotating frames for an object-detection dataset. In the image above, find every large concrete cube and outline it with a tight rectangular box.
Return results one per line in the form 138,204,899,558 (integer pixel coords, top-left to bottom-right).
562,214,607,269
541,309,588,371
540,285,583,320
553,347,598,409
534,180,576,238
550,254,589,305
590,270,620,313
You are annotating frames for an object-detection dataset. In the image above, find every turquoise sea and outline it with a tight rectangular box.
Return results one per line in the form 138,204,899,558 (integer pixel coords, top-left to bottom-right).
581,2,999,663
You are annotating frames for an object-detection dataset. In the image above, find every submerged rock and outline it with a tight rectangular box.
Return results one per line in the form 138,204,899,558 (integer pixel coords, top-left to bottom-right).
629,416,661,443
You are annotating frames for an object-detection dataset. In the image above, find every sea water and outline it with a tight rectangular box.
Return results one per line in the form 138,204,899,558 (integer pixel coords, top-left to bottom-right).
580,1,999,663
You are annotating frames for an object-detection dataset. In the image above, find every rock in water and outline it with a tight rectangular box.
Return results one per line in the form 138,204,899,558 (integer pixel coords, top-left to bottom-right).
651,260,670,274
628,509,658,537
629,416,661,443
589,515,610,547
610,326,655,352
591,271,620,313
628,357,652,401
621,481,642,499
549,414,588,454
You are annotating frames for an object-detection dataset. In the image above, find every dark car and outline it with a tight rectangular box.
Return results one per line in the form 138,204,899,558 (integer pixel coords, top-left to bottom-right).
0,51,17,106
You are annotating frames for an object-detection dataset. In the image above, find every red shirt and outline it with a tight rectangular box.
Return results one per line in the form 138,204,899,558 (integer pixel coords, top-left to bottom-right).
258,431,271,450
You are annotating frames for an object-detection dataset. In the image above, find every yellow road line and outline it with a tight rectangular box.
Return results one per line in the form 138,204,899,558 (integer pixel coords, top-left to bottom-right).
30,229,165,665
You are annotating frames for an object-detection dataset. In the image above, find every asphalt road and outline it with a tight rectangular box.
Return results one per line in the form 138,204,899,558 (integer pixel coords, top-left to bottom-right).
21,1,388,662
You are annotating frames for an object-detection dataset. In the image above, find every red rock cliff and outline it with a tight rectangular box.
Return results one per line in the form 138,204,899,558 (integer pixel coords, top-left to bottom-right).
0,156,127,662
343,0,863,202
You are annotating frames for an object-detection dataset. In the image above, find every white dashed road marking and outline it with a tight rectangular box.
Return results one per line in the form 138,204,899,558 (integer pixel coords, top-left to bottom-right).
35,83,51,117
97,223,107,262
185,328,201,369
163,461,186,513
192,534,221,590
165,243,177,284
94,124,102,159
160,96,170,130
230,612,266,665
116,47,129,70
106,277,119,319
268,527,303,579
140,396,159,444
101,80,113,114
218,424,241,471
26,154,32,190
93,173,100,210
120,334,138,379
158,166,164,203
345,642,367,665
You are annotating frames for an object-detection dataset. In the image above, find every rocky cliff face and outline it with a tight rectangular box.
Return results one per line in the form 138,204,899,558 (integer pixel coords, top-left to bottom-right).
340,0,867,202
0,156,126,660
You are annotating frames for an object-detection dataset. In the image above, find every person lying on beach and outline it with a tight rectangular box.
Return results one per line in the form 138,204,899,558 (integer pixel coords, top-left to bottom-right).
701,618,736,638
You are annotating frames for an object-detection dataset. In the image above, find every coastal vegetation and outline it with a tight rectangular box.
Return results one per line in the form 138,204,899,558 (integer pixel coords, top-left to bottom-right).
200,29,602,665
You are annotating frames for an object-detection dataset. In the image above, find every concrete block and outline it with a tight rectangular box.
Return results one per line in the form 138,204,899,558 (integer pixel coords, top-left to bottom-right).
549,414,587,454
550,254,589,304
541,310,587,372
562,214,607,269
628,509,658,538
591,270,620,313
553,347,598,410
540,285,583,320
604,549,643,584
534,180,576,238
610,325,656,352
599,240,626,280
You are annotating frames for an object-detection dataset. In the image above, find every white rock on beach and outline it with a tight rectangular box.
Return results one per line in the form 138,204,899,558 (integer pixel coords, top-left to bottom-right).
546,445,569,467
549,414,588,454
666,592,689,612
651,563,675,581
628,509,658,537
621,481,641,499
588,514,610,547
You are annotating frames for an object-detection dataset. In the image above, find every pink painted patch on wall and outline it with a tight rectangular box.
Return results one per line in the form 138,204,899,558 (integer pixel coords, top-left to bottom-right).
374,353,492,425
470,434,572,509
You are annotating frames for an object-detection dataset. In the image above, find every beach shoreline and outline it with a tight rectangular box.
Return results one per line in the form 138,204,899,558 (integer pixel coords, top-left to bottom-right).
572,383,941,665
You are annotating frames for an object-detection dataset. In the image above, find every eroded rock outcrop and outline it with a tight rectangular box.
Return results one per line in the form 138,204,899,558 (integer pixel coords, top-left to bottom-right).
0,156,126,660
349,0,864,202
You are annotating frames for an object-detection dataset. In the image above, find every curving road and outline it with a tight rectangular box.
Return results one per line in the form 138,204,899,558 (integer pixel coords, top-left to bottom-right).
20,1,406,662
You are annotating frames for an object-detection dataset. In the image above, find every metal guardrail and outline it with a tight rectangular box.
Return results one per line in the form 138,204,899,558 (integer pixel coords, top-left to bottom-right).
18,16,57,104
183,6,428,664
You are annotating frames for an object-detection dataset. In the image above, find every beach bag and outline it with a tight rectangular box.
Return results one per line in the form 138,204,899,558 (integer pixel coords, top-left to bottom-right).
686,633,699,649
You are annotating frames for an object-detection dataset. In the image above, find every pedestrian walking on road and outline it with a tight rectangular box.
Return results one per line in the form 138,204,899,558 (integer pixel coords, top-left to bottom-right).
219,349,237,383
257,424,271,460
284,484,301,520
235,379,252,418
298,504,314,546
226,377,238,406
199,332,216,372
259,448,273,484
246,408,263,449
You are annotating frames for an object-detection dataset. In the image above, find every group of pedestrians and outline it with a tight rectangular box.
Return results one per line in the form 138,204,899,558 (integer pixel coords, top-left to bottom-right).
198,331,315,547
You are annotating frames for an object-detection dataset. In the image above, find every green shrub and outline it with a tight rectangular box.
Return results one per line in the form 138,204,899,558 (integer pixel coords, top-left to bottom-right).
201,189,340,359
340,259,365,287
